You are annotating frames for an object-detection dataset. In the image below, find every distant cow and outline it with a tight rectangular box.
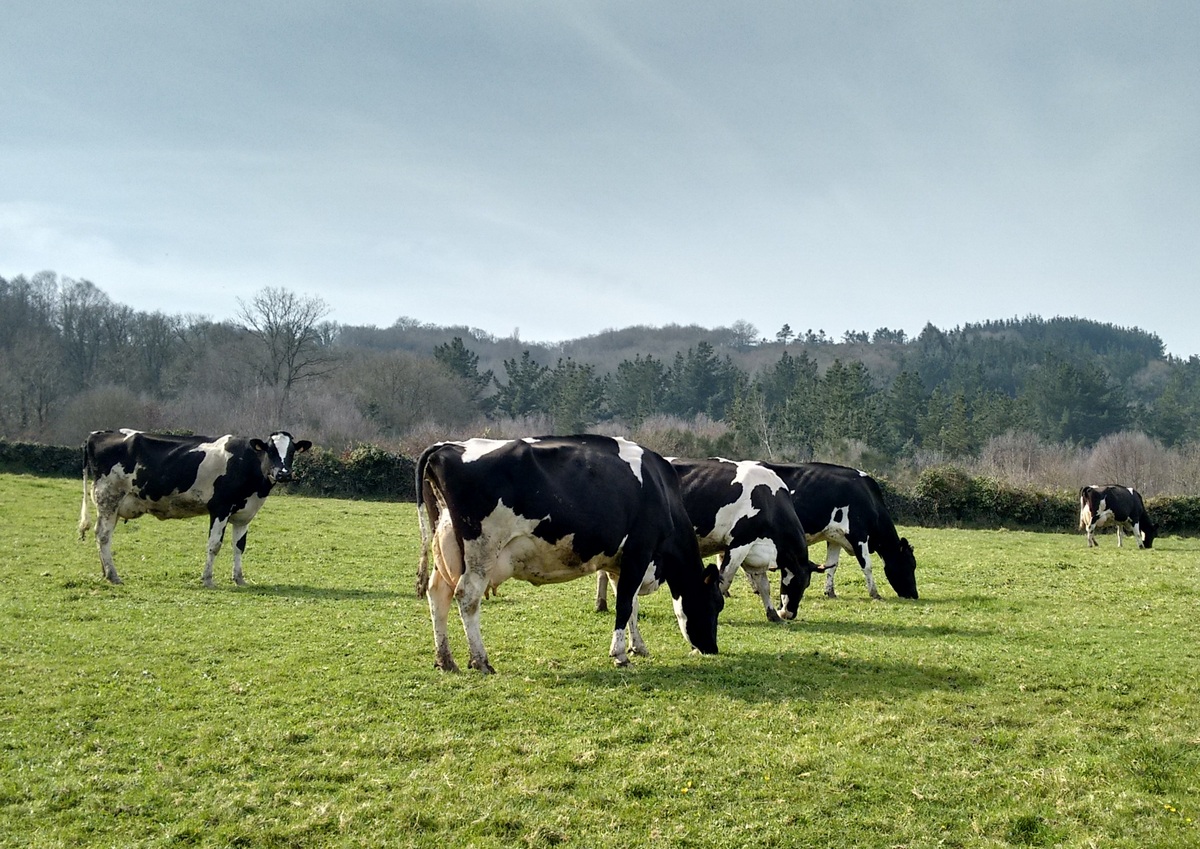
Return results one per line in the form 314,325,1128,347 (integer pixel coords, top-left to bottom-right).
596,457,821,622
415,435,724,673
765,462,918,601
79,429,311,586
1079,485,1157,548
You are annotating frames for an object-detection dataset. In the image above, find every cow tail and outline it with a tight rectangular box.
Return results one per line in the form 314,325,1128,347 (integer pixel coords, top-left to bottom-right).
414,446,435,599
78,443,93,541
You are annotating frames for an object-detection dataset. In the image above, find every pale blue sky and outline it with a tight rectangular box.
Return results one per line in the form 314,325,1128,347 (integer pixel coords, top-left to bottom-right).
4,2,1198,355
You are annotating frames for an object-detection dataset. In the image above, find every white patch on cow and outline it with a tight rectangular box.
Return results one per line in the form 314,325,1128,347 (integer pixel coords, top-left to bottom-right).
709,460,787,541
118,428,142,437
456,438,516,463
613,436,644,483
270,432,293,459
465,499,623,590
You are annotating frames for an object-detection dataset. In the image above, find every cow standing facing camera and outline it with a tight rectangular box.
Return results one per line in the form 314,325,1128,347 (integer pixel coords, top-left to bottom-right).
79,429,311,586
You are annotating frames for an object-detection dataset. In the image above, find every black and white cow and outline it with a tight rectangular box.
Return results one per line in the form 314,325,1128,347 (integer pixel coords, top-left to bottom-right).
415,435,724,673
1079,485,1157,548
596,457,820,622
764,461,918,601
78,429,311,586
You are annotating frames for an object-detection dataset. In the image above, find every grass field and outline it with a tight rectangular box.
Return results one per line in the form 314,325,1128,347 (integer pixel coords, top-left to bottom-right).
2,472,1199,848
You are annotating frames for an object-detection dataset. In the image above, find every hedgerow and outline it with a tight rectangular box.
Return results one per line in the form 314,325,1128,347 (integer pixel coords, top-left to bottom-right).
3,438,1194,534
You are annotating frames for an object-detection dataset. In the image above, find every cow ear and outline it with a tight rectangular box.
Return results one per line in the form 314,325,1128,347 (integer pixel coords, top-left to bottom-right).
295,440,312,453
250,439,268,453
703,563,721,584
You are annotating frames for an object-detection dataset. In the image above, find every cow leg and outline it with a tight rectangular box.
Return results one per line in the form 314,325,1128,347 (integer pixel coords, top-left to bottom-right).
716,551,737,596
1085,521,1098,547
1116,525,1125,547
94,508,122,584
455,569,494,674
743,567,782,622
822,545,842,598
625,595,650,657
595,571,610,613
230,520,250,586
425,569,459,672
202,516,228,588
610,565,648,667
856,541,882,600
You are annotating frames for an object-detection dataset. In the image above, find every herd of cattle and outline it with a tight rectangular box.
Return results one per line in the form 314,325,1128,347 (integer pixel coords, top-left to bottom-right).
76,429,1158,673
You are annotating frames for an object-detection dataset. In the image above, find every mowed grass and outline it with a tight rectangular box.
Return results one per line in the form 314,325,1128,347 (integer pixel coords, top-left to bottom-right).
2,474,1199,848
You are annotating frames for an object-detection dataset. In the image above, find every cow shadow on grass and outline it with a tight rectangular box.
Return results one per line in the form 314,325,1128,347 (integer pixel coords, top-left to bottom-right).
240,583,404,602
732,617,996,641
555,649,979,704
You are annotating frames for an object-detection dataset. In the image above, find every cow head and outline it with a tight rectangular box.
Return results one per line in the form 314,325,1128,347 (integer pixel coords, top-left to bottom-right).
1140,519,1158,549
883,537,919,599
252,432,312,484
673,563,724,655
777,559,823,620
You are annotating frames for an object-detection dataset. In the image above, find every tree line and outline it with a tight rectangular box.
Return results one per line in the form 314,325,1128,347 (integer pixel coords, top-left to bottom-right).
5,271,1200,496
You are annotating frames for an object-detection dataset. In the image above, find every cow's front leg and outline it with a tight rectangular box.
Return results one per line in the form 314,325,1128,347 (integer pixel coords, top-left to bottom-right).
230,520,250,585
625,595,650,657
716,551,738,597
610,570,643,667
455,569,494,673
823,545,842,598
856,542,881,600
95,510,122,584
203,516,228,588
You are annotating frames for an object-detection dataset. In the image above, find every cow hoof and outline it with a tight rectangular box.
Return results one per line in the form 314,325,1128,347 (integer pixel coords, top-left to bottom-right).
612,656,631,667
435,660,461,673
233,577,246,587
202,579,216,589
766,609,782,623
824,590,837,599
105,575,123,585
595,601,608,613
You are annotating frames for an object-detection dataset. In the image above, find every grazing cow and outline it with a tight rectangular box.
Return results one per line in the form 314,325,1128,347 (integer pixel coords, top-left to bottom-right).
596,457,821,622
78,429,311,586
764,462,918,601
415,435,723,673
1079,485,1157,548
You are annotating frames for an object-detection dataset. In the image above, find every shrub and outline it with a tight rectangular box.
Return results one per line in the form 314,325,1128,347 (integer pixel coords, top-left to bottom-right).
0,439,81,478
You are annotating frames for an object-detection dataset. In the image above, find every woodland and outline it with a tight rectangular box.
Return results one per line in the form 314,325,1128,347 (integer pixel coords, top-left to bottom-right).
5,270,1200,496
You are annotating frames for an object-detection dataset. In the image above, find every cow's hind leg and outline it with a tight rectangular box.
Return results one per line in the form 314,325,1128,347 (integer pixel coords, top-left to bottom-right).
743,567,782,622
822,545,842,598
95,508,122,584
203,516,228,588
426,570,459,672
595,571,610,613
455,569,494,673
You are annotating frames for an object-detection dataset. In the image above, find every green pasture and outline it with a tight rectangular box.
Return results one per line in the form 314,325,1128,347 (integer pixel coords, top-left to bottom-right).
2,473,1198,848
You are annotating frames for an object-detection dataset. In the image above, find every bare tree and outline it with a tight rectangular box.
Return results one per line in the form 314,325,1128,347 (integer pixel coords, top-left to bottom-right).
237,287,336,417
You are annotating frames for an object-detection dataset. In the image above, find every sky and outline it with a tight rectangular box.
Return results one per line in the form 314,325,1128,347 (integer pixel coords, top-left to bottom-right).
4,2,1199,356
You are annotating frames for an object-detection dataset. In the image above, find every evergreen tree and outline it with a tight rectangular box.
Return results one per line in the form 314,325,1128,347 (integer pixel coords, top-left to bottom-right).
817,359,878,447
434,336,495,413
544,358,605,433
609,354,667,425
1020,358,1129,443
493,351,549,418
